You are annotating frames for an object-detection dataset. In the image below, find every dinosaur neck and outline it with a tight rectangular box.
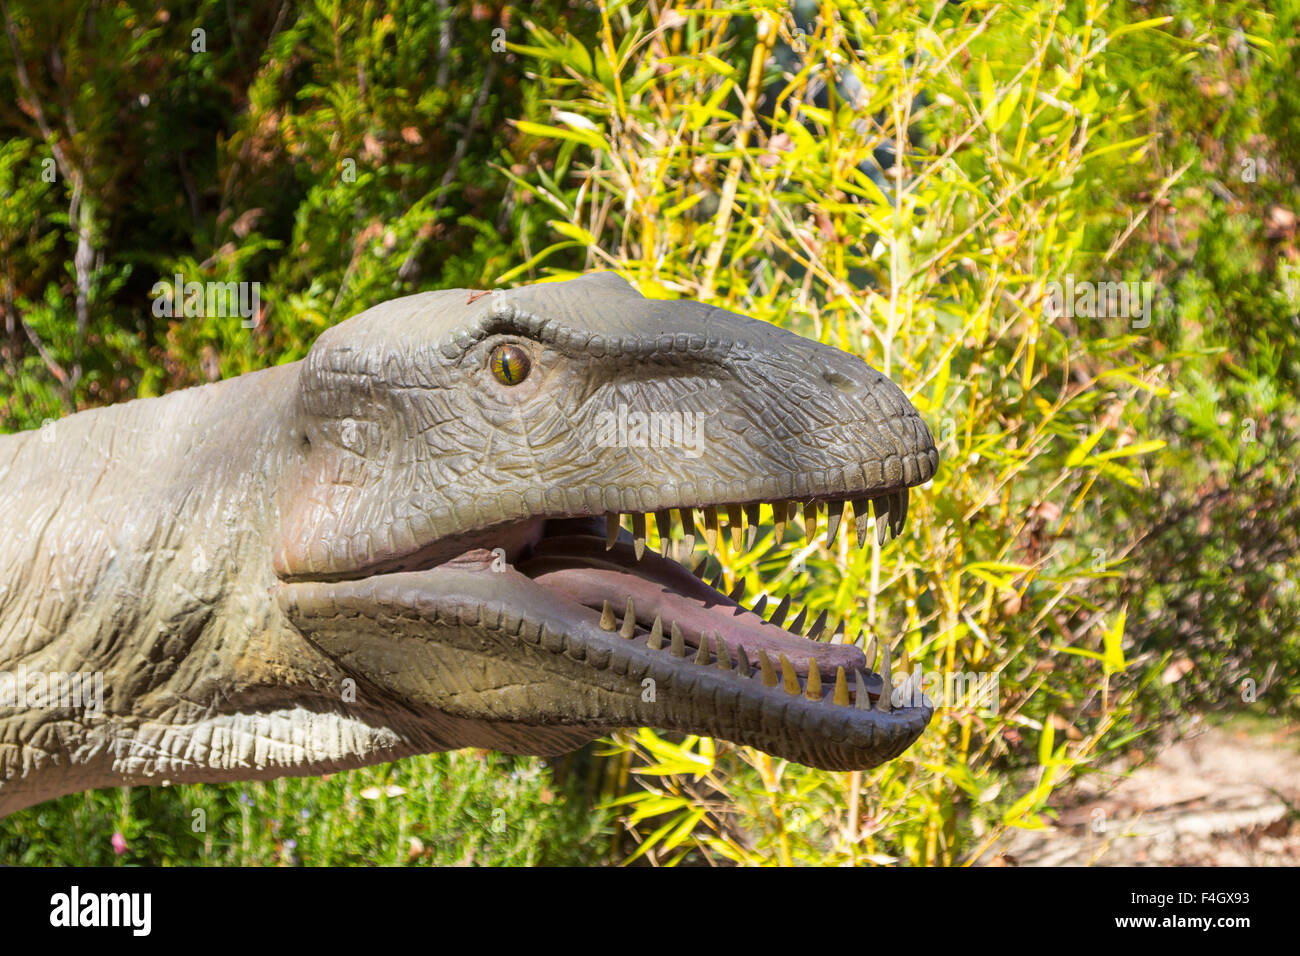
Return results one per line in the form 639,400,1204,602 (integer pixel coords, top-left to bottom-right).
0,365,379,810
0,365,294,646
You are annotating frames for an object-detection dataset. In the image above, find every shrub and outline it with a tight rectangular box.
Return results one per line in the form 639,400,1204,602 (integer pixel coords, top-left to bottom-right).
503,0,1296,864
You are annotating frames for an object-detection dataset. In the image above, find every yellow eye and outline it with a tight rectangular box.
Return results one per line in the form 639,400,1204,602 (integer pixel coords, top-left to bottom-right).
490,344,531,385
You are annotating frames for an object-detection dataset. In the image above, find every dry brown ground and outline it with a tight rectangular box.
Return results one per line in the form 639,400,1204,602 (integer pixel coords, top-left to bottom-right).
976,716,1300,866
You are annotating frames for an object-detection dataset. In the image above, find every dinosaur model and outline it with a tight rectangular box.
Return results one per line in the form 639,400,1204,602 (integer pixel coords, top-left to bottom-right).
0,272,938,815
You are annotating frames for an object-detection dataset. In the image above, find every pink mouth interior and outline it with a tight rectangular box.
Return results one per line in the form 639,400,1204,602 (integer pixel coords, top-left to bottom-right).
516,534,867,677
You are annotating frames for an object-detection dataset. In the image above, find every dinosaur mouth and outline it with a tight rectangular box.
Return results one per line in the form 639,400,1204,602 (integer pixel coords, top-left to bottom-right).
509,492,922,712
277,488,934,769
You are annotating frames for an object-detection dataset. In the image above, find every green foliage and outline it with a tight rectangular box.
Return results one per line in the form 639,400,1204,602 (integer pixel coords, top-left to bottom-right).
505,0,1299,865
0,0,594,420
1096,0,1300,722
0,751,608,866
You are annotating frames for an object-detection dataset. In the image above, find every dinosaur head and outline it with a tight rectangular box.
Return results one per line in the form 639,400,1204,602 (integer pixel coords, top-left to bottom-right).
273,273,938,770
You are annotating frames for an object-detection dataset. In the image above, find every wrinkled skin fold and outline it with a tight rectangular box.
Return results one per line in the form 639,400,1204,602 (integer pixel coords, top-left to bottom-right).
0,273,938,816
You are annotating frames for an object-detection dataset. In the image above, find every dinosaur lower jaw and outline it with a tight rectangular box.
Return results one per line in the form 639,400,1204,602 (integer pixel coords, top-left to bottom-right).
506,508,933,766
517,528,876,694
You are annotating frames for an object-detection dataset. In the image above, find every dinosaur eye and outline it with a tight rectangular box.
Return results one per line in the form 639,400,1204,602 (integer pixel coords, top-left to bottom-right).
489,344,531,385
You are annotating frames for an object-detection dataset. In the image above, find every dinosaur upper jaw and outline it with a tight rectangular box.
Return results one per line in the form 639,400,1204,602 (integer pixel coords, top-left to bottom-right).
277,492,934,772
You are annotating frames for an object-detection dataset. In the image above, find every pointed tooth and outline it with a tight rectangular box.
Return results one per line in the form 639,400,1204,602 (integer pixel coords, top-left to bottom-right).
853,498,872,548
830,620,846,644
779,654,800,695
694,632,711,664
744,502,760,549
727,505,743,549
803,500,819,545
678,508,697,556
789,607,807,635
892,489,908,535
670,622,686,657
620,598,637,638
805,659,822,700
773,500,788,541
605,513,621,550
825,500,844,546
599,600,617,631
834,666,850,706
728,579,746,602
863,634,877,669
632,512,646,559
714,634,730,671
759,648,778,687
769,594,791,628
855,670,871,710
709,570,725,591
703,506,719,550
876,640,892,712
736,645,751,678
752,594,768,617
647,616,664,650
692,557,708,579
808,609,829,641
655,510,673,557
871,496,890,545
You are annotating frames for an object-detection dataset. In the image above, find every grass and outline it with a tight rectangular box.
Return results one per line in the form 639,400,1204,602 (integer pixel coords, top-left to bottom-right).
0,751,610,866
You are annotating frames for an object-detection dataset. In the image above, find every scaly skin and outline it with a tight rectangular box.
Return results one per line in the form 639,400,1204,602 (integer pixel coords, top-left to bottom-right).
0,272,938,816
